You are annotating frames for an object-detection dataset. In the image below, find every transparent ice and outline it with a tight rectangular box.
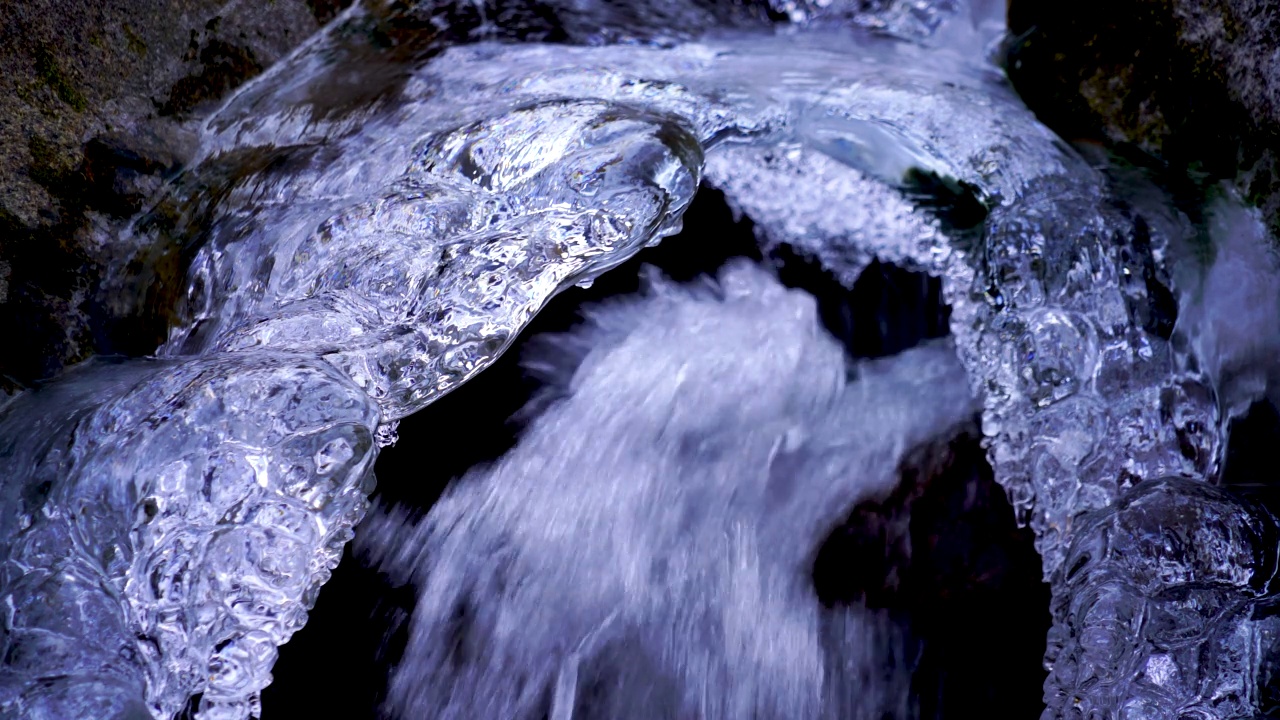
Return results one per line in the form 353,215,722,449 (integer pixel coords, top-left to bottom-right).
0,0,1276,717
0,354,380,720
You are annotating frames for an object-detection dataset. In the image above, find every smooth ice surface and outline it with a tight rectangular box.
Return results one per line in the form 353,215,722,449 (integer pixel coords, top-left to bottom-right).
2,0,1277,716
359,262,977,719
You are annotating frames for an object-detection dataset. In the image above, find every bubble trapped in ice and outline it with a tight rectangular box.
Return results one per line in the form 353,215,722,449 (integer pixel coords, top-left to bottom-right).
359,261,979,720
2,0,1279,717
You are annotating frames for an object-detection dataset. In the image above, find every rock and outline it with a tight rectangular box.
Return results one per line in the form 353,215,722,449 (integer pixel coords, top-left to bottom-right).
0,0,347,388
1005,0,1280,235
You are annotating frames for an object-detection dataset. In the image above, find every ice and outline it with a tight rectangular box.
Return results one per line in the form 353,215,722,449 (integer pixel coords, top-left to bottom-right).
359,262,977,719
1,0,1276,716
161,93,701,422
0,354,378,720
1044,478,1280,719
689,31,1277,720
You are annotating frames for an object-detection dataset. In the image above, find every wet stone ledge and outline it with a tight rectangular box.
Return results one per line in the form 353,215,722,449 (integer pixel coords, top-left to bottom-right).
0,0,351,389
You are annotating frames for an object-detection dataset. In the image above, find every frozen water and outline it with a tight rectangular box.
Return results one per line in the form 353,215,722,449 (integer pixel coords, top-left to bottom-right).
1045,478,1280,719
359,262,977,719
161,86,701,422
0,354,378,720
0,0,1276,717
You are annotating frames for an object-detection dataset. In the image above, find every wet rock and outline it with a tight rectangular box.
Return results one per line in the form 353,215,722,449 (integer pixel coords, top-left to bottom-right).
1005,0,1280,235
0,0,329,388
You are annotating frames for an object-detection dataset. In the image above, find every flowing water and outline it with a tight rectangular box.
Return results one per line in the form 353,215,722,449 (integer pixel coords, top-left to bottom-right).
358,261,978,720
1,1,1277,718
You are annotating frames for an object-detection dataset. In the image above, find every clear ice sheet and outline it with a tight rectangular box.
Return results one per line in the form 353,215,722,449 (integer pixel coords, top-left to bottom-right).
359,262,977,719
0,0,1277,717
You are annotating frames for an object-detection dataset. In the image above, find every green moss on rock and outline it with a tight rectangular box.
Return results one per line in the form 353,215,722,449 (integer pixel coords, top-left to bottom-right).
33,43,87,112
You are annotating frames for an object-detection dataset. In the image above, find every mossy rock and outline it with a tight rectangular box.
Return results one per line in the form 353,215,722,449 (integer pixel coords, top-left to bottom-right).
1005,0,1280,238
0,0,331,385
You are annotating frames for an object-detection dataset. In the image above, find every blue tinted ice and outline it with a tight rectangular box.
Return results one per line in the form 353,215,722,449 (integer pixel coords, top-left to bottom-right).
1045,477,1280,719
0,354,379,720
1,0,1276,717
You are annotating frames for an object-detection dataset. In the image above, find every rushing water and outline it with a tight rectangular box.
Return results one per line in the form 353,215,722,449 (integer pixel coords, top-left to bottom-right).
1,1,1277,718
359,261,978,720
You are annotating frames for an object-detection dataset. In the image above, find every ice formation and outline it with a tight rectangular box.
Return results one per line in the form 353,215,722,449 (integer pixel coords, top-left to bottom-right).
1046,477,1280,719
0,0,1276,717
0,354,379,719
359,262,977,719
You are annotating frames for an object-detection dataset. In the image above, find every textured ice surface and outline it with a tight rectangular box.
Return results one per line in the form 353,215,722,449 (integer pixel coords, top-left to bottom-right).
0,354,378,720
2,0,1277,716
693,38,1279,720
360,262,977,719
1045,477,1280,719
160,77,701,422
703,52,1277,716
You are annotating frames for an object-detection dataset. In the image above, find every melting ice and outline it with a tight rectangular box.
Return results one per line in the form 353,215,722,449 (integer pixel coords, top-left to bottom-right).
0,0,1277,718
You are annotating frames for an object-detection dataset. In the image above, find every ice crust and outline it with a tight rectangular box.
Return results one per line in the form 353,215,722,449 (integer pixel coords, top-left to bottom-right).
0,355,379,719
0,0,1276,717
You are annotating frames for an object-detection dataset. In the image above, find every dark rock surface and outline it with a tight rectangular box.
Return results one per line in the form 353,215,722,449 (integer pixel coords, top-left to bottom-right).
1006,0,1280,234
0,0,346,389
